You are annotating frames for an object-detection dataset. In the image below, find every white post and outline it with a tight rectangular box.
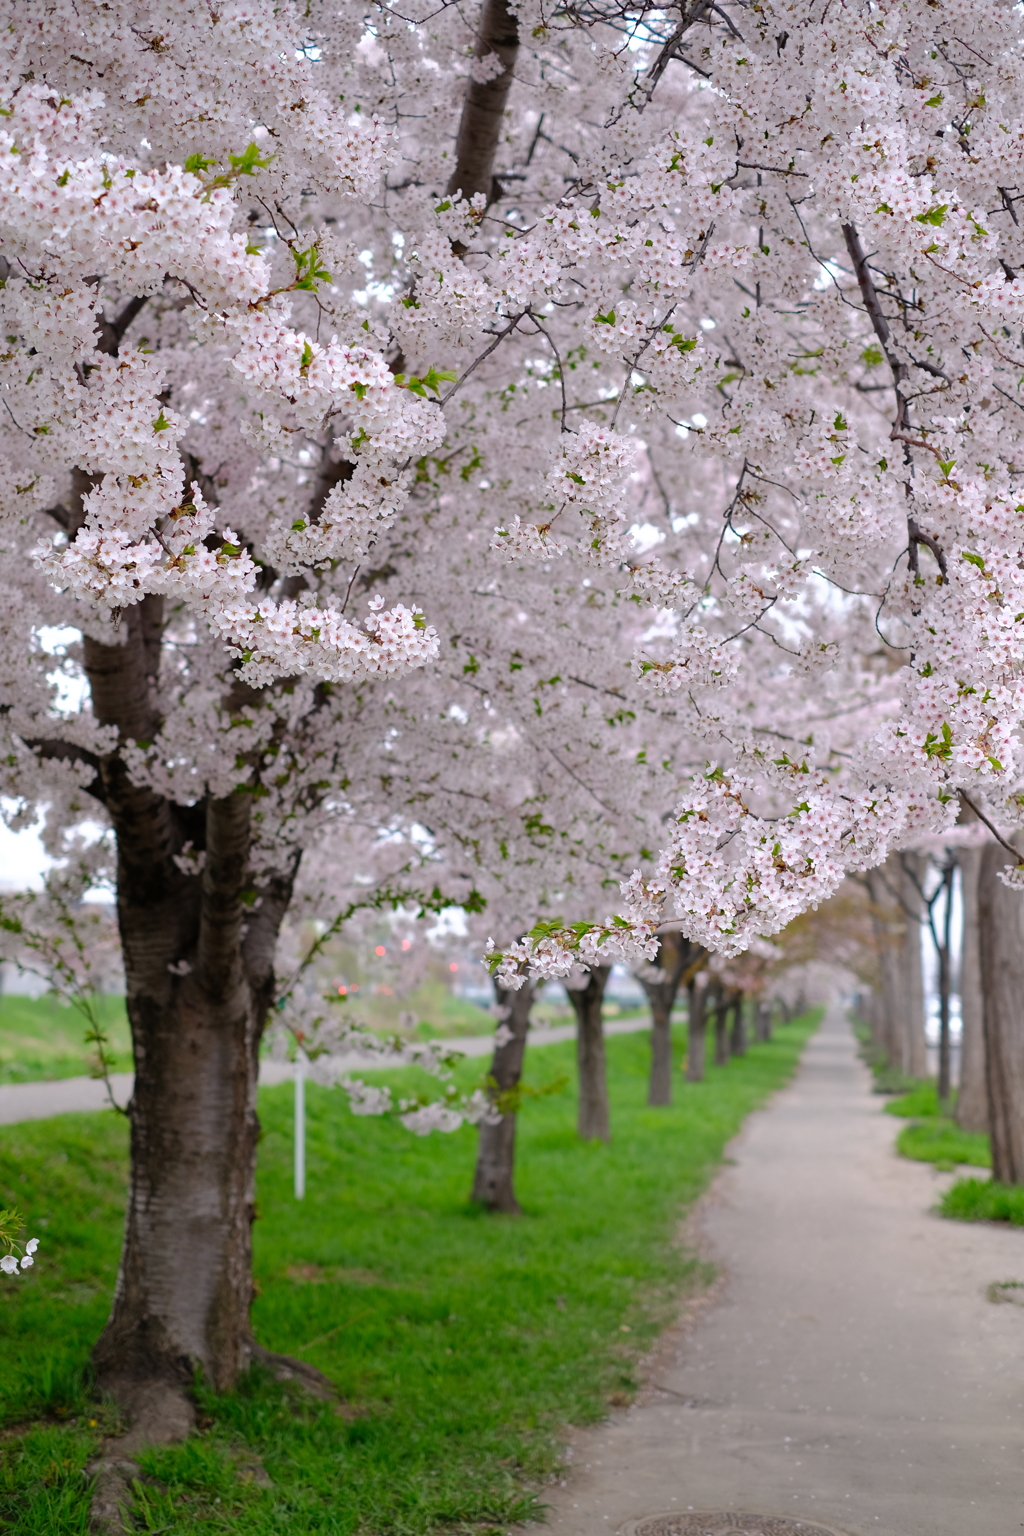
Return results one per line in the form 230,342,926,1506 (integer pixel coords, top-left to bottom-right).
294,1051,306,1200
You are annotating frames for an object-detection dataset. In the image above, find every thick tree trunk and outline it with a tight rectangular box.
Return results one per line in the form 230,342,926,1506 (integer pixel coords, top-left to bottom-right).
80,604,296,1436
471,977,534,1212
753,1000,770,1043
956,843,988,1133
685,975,707,1081
979,839,1024,1185
448,0,520,205
566,965,611,1141
729,995,747,1057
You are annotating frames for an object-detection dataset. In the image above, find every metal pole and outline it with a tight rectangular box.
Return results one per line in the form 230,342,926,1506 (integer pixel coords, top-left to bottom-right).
294,1052,306,1200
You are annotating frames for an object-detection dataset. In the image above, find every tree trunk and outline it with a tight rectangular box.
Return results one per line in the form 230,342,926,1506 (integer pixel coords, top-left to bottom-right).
685,975,707,1081
899,854,929,1078
867,862,906,1067
729,994,747,1056
448,0,520,205
713,986,729,1066
471,977,534,1213
80,604,296,1436
566,965,611,1141
979,838,1024,1184
935,858,955,1108
753,1000,770,1043
956,843,988,1134
634,932,696,1107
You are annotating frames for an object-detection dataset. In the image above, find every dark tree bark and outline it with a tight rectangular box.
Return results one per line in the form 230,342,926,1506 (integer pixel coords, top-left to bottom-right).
471,977,535,1213
899,854,929,1079
729,994,748,1057
753,999,770,1043
67,603,300,1436
634,932,700,1107
448,0,520,205
979,838,1024,1184
934,857,955,1106
712,985,730,1066
26,309,333,1453
685,974,707,1082
566,964,611,1141
866,862,907,1067
956,842,988,1134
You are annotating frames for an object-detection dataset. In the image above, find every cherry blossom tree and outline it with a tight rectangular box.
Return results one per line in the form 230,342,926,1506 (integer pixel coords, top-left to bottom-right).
6,0,1024,1445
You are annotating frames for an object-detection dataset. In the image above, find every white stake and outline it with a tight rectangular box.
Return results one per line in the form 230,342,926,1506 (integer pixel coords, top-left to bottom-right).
294,1051,306,1200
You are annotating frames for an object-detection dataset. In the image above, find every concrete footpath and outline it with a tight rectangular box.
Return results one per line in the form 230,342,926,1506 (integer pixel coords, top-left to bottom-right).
0,1015,650,1125
535,1004,1024,1536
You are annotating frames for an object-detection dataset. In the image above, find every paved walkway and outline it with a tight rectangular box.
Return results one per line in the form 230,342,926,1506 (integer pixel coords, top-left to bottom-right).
0,1015,650,1125
536,1003,1024,1536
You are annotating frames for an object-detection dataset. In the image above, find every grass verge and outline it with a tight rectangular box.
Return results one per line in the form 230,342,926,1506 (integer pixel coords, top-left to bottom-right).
896,1121,991,1172
939,1176,1024,1225
885,1080,991,1172
0,1013,818,1535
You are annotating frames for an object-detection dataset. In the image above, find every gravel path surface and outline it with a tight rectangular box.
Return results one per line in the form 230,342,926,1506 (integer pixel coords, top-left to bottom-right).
0,1015,650,1125
534,1003,1024,1536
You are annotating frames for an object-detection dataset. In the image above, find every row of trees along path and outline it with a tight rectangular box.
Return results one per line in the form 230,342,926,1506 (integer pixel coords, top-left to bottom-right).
9,0,1024,1466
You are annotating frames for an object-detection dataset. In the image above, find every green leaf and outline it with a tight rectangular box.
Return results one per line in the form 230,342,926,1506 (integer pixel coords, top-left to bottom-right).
292,244,332,291
915,204,948,226
925,93,944,107
228,142,273,177
185,151,217,174
299,341,314,371
152,410,171,433
594,310,616,325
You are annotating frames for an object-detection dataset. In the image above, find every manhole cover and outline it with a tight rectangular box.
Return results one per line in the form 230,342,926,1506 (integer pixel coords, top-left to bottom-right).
623,1516,845,1536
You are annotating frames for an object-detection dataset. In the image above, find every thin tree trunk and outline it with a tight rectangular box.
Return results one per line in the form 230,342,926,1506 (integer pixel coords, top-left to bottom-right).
634,932,697,1107
685,975,707,1082
867,862,905,1067
899,854,929,1078
566,965,611,1141
753,1000,770,1043
979,838,1024,1184
713,986,729,1066
471,977,534,1213
936,858,954,1107
729,994,747,1056
647,1002,672,1104
448,0,520,205
956,842,988,1133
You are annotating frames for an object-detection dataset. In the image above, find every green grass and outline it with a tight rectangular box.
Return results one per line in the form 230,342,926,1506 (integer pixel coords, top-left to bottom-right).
0,1013,819,1535
939,1176,1024,1225
885,1080,943,1119
886,1080,991,1172
896,1120,991,1172
0,994,131,1084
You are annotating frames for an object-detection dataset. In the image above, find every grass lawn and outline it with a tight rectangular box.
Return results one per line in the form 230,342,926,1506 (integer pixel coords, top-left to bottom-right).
0,994,132,1085
0,1013,818,1535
